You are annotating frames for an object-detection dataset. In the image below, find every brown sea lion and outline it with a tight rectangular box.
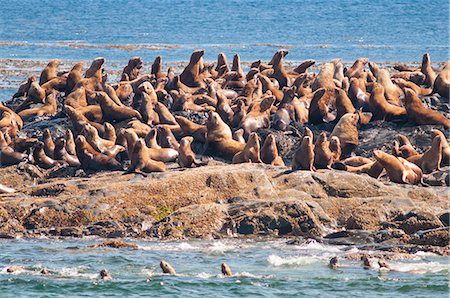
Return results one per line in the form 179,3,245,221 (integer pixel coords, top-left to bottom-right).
432,60,450,98
308,88,336,124
270,49,290,88
180,50,206,87
66,62,85,94
345,58,368,79
291,136,315,171
431,129,450,166
154,102,177,125
127,139,166,174
75,135,122,171
368,83,406,120
261,134,285,166
41,76,67,93
160,260,176,275
157,125,180,150
99,269,112,281
42,128,55,158
407,135,442,174
314,132,333,169
18,91,57,120
0,131,27,165
373,150,422,184
151,56,165,79
144,128,161,149
94,91,142,122
85,57,105,79
54,138,81,167
121,57,143,81
15,81,46,113
64,105,105,136
12,75,35,99
334,88,356,120
392,78,432,96
205,111,245,160
177,136,201,168
39,59,60,85
230,99,246,129
174,115,207,142
403,88,450,128
391,71,425,86
232,132,262,164
232,129,246,144
311,63,335,91
82,123,124,156
330,113,359,156
0,184,16,194
221,263,232,277
292,59,316,74
329,136,342,161
240,95,275,137
32,141,63,169
65,85,88,108
420,53,436,88
259,75,283,102
369,62,403,105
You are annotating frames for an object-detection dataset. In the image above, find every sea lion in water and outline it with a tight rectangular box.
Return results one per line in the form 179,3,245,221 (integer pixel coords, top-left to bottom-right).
99,269,112,280
160,260,176,275
232,132,262,164
39,59,60,85
373,150,422,184
292,136,315,171
329,257,339,269
261,134,285,166
221,263,232,276
402,88,450,128
314,132,334,169
126,139,166,174
432,60,450,98
177,136,201,168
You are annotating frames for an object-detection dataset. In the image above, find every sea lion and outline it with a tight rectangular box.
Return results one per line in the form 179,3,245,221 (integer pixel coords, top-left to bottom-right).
261,134,285,166
160,260,176,275
314,132,333,169
0,184,16,194
64,105,105,136
94,91,142,122
0,132,27,166
157,125,180,150
32,141,63,169
345,58,368,79
369,62,403,105
18,91,57,120
39,59,60,85
291,136,315,171
6,266,24,273
66,62,85,94
205,111,245,160
151,56,165,79
75,135,122,171
334,87,356,120
127,139,166,174
259,75,283,101
403,88,450,128
431,129,450,166
432,60,450,98
329,257,339,269
407,135,442,174
232,132,262,164
392,78,432,96
232,129,246,144
368,83,406,120
144,128,161,149
99,269,112,280
362,256,372,269
308,88,336,124
373,150,422,184
12,75,35,99
41,76,67,93
177,136,201,168
154,102,177,125
391,71,425,86
121,57,143,81
85,57,105,79
174,115,207,142
311,62,335,91
240,95,275,137
292,59,316,74
54,138,81,167
42,128,55,158
0,102,23,129
329,136,342,161
180,49,205,87
420,53,436,88
330,113,359,156
221,263,232,276
270,49,290,88
65,85,88,108
82,123,124,156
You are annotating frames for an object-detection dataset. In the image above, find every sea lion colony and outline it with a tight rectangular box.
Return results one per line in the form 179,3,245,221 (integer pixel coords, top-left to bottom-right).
0,50,449,187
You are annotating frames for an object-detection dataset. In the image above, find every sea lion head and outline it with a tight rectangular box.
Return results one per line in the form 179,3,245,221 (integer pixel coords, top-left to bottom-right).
48,59,61,67
129,56,143,69
180,136,194,147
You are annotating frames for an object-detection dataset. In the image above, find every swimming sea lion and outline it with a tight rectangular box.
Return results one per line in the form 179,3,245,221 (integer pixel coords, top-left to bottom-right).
99,269,112,280
160,260,176,275
221,263,232,276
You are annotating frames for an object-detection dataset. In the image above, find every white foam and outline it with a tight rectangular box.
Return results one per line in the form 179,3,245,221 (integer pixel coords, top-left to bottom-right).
267,254,319,267
58,267,98,279
389,261,449,274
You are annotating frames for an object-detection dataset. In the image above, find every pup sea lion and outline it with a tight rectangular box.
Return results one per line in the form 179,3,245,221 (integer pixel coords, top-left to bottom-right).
373,150,422,184
177,136,201,168
403,88,450,128
291,136,315,171
261,134,285,166
232,129,246,144
160,260,176,275
232,132,262,164
221,263,232,276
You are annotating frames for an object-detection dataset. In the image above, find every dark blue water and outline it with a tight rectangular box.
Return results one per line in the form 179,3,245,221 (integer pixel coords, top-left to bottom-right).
0,0,448,62
0,238,448,297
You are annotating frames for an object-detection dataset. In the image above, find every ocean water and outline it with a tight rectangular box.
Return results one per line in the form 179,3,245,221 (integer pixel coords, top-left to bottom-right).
0,238,448,297
0,0,448,63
